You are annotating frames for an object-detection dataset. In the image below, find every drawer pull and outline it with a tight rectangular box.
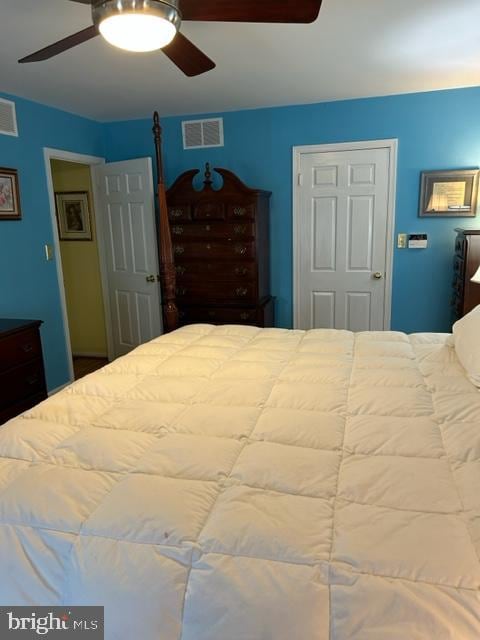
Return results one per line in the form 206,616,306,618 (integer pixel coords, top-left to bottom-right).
205,225,211,232
22,343,34,353
174,246,185,255
176,287,187,296
234,225,247,235
234,267,249,276
176,265,186,275
233,207,246,218
170,209,184,219
235,244,247,256
206,244,212,250
172,226,184,235
235,287,249,297
208,310,216,318
240,312,251,320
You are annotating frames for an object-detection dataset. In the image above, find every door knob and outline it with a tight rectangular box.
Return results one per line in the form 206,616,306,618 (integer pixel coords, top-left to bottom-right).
373,272,384,280
146,275,156,283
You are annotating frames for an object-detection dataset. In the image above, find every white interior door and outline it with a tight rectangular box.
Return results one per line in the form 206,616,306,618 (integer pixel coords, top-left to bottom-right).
294,142,396,331
93,158,163,358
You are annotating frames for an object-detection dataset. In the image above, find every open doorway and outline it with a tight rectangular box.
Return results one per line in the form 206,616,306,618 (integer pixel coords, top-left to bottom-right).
45,150,163,388
44,148,111,382
44,148,110,386
50,159,108,380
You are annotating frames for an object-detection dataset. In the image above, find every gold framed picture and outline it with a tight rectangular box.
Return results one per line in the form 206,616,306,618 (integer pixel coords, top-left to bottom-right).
0,167,21,220
55,191,92,241
419,169,479,217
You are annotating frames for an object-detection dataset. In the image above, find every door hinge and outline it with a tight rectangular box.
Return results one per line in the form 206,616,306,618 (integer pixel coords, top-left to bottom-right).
297,173,303,187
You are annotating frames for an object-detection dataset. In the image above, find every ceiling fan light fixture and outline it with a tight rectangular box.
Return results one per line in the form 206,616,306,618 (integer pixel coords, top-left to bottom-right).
93,0,181,53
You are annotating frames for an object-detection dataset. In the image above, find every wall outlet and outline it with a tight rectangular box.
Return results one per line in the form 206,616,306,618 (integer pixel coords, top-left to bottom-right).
397,233,408,249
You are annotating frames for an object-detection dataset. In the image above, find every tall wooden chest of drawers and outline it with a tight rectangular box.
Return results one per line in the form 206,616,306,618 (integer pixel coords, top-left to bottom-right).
0,319,47,425
167,166,274,327
452,229,480,320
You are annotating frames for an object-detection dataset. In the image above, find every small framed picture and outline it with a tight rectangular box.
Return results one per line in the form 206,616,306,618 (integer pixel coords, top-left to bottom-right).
55,191,92,241
419,169,479,217
0,167,21,220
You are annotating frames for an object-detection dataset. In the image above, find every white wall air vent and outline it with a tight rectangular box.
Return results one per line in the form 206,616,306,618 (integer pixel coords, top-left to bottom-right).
0,98,18,137
182,118,224,150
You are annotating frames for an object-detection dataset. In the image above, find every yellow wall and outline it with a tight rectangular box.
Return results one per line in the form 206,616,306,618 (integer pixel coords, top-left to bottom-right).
51,160,108,356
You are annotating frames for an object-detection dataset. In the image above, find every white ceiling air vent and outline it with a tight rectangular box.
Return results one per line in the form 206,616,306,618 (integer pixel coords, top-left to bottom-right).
182,118,224,150
0,98,18,137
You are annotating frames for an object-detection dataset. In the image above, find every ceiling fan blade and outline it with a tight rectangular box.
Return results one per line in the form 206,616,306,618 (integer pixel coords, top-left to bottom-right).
180,0,322,23
19,25,98,63
162,33,215,77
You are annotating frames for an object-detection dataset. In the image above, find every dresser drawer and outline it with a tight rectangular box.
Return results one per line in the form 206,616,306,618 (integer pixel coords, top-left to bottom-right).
0,359,46,409
0,327,43,373
180,306,258,325
176,261,256,281
168,205,191,222
227,204,256,221
193,202,226,221
171,222,255,240
174,241,255,260
177,281,257,303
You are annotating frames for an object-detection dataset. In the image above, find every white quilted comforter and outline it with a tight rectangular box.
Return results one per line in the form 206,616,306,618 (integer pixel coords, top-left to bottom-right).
1,325,479,639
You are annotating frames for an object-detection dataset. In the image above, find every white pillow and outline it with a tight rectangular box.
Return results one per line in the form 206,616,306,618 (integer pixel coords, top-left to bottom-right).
453,304,480,387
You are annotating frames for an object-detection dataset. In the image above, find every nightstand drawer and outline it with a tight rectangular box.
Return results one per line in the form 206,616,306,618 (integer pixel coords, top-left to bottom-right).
453,256,465,279
0,360,46,410
0,327,43,373
455,235,466,258
0,392,46,425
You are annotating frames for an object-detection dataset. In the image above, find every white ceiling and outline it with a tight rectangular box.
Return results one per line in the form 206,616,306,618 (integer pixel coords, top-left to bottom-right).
1,0,480,121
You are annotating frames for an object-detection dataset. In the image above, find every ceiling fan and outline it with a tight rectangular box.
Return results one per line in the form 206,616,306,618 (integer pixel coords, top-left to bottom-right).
18,0,323,77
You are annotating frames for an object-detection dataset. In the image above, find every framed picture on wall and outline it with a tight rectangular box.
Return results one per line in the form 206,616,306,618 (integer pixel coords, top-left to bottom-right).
419,169,479,217
55,191,92,240
0,167,21,220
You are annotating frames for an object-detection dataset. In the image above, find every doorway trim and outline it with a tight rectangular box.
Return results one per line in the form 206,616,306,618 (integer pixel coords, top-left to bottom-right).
44,148,111,384
292,139,398,330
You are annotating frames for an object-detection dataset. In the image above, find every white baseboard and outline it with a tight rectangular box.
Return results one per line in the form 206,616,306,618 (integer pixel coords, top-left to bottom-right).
72,352,108,359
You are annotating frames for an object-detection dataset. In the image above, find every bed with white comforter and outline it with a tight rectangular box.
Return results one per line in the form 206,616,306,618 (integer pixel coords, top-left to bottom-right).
0,324,479,638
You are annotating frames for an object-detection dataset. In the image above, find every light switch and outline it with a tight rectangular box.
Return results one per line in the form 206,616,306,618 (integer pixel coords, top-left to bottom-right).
44,244,54,261
397,233,407,249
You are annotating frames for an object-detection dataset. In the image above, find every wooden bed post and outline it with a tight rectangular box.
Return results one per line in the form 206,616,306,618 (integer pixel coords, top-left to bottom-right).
152,111,179,333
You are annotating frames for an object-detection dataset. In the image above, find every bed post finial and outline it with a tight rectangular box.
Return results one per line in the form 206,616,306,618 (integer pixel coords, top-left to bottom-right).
152,111,179,333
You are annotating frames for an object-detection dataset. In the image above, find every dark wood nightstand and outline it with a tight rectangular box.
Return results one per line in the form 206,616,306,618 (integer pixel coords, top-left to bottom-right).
0,319,48,425
452,229,480,320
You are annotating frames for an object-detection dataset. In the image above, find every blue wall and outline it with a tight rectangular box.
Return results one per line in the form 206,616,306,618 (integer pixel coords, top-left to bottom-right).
2,87,480,391
105,87,480,334
0,93,104,391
